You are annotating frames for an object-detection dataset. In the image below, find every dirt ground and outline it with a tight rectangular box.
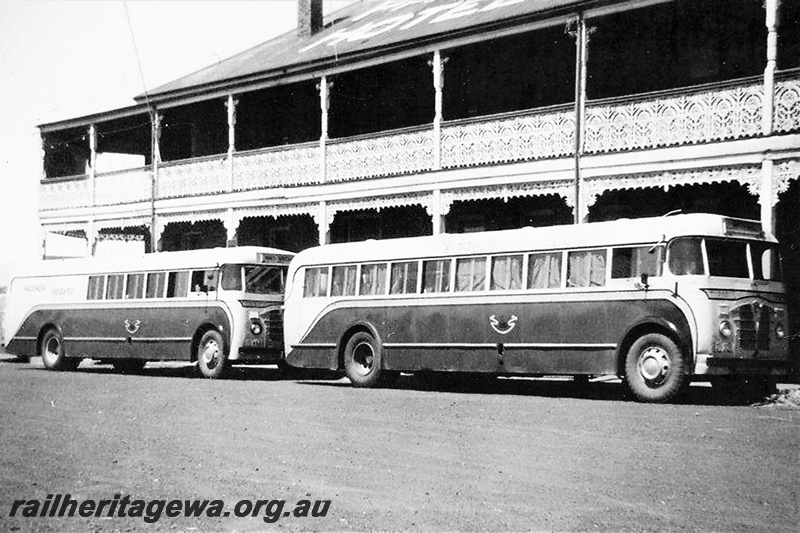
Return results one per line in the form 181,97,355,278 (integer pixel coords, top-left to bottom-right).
0,354,797,532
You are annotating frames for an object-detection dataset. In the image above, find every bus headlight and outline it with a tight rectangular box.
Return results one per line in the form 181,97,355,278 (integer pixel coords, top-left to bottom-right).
250,321,263,336
718,320,733,338
775,323,786,339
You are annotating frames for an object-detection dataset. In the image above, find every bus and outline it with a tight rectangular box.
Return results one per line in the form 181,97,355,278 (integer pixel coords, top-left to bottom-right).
282,214,789,402
2,246,293,378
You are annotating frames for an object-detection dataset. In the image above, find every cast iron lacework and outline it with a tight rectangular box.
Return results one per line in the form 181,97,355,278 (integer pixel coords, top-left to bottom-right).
234,144,320,190
326,193,432,225
327,128,433,182
440,181,574,215
584,81,764,154
774,160,800,204
95,169,151,206
154,212,226,242
158,156,228,199
235,203,320,229
775,76,800,133
40,177,90,211
440,108,575,169
581,166,763,209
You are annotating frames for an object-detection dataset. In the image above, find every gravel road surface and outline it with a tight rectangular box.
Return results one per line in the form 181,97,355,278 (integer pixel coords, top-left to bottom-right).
1,355,797,532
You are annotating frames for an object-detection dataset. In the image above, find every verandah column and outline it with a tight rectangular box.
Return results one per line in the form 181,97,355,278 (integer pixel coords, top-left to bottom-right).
319,75,329,184
317,76,331,245
318,200,330,245
430,50,446,235
150,111,161,252
226,94,237,193
431,189,445,235
225,94,238,247
432,50,445,171
569,15,590,223
225,207,238,247
760,0,780,235
87,124,97,255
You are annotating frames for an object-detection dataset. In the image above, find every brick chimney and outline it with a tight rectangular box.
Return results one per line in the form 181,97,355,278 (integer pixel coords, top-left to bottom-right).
298,0,323,37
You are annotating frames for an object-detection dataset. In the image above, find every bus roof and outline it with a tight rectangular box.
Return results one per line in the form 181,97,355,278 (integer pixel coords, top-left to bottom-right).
291,214,773,268
10,246,294,279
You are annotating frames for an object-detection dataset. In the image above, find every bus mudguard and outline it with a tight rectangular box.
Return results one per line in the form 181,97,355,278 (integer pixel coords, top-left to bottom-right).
337,320,383,370
617,311,694,376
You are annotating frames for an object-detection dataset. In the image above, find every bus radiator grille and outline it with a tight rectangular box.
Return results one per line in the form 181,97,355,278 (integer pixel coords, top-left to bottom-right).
264,309,284,344
733,304,771,352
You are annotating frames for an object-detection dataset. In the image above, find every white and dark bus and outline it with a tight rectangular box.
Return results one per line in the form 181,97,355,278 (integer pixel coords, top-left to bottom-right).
2,247,293,378
283,214,789,402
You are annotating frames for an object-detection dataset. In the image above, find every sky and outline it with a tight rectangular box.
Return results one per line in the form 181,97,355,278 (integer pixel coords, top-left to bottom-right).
0,0,354,285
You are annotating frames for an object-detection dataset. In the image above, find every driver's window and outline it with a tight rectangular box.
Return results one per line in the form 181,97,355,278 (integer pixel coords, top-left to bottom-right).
668,238,704,276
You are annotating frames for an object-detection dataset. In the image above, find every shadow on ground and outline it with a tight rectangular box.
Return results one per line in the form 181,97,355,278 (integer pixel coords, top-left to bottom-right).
3,353,794,407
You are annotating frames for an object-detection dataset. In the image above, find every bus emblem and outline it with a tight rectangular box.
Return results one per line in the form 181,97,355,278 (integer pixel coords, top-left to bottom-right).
489,314,518,335
124,319,141,334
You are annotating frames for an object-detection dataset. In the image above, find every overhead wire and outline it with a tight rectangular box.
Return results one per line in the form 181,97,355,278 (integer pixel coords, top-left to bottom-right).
122,1,155,125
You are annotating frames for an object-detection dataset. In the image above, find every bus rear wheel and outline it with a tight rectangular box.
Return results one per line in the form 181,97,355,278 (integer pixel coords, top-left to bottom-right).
196,330,229,379
344,331,393,388
624,333,688,403
40,328,79,371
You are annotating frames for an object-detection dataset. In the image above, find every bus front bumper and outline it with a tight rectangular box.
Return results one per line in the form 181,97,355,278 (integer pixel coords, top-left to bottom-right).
694,353,791,377
236,343,283,364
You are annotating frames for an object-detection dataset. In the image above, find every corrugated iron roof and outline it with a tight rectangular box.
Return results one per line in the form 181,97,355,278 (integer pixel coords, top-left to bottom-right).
141,0,594,102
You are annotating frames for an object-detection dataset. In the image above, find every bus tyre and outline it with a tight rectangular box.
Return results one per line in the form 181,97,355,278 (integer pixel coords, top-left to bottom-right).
112,359,146,374
40,328,78,371
624,333,688,403
344,331,388,388
196,329,229,379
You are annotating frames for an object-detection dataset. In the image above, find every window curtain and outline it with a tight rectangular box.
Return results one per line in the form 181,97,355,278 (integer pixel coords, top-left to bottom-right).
529,252,561,289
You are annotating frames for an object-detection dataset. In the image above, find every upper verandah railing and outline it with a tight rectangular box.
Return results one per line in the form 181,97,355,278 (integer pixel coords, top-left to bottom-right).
40,70,800,211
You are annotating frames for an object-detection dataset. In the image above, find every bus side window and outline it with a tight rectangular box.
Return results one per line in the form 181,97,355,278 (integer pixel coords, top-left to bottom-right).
106,274,125,299
360,263,388,295
528,252,561,289
190,269,217,293
146,272,166,298
611,246,663,279
490,255,523,290
125,273,145,299
331,265,357,296
390,261,418,294
167,271,190,298
422,259,451,293
567,249,606,287
455,257,486,292
304,267,329,297
87,275,105,300
221,264,243,291
751,243,782,281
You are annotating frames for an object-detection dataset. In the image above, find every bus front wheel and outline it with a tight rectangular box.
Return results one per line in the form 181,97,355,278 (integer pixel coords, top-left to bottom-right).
40,328,78,371
196,330,229,379
344,331,392,388
624,333,688,403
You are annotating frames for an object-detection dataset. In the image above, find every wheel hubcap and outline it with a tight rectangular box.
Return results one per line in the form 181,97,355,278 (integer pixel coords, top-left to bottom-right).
352,342,374,376
44,337,60,364
201,340,220,369
638,345,671,387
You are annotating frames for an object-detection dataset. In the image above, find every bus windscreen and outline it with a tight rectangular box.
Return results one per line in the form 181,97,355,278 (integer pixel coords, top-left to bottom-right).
221,264,286,294
668,238,782,280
